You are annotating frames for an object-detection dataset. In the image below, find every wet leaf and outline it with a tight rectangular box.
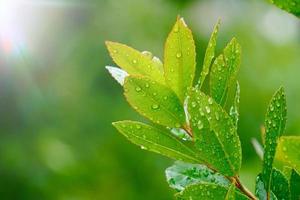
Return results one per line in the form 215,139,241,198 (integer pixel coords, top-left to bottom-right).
255,174,278,200
105,66,128,85
229,81,240,127
113,120,200,163
275,136,300,172
269,0,300,17
290,169,300,200
164,17,196,102
270,168,290,200
188,88,242,176
165,161,230,191
124,76,186,128
175,183,248,200
225,184,236,200
262,87,287,191
198,20,220,88
105,41,165,84
210,38,241,105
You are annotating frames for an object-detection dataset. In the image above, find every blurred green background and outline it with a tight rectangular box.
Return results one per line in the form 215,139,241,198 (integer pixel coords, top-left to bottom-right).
0,0,299,199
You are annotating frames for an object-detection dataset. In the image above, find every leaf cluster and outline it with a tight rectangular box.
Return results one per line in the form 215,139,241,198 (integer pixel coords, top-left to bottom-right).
105,17,300,200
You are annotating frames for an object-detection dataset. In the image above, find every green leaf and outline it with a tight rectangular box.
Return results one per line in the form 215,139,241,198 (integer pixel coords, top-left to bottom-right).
165,161,230,191
275,136,300,172
225,184,236,200
188,88,242,176
164,17,196,102
105,41,165,84
198,20,220,88
270,168,290,200
112,120,201,163
269,0,300,18
105,66,128,85
229,81,240,127
124,76,186,128
210,38,241,105
255,174,278,200
262,87,287,191
290,169,300,200
175,183,248,200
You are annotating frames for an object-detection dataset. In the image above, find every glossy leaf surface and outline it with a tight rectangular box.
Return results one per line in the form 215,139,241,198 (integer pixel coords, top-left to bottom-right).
113,120,200,163
164,17,196,102
188,88,242,176
262,87,287,191
175,183,248,200
210,38,241,104
165,161,230,191
106,41,165,83
124,76,186,128
198,20,220,88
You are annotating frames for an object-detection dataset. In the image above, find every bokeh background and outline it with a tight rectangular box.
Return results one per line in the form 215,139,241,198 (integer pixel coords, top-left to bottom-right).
0,0,299,199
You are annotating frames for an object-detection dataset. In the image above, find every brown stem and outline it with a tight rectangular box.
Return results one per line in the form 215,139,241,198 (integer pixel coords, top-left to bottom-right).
234,176,257,200
183,124,193,138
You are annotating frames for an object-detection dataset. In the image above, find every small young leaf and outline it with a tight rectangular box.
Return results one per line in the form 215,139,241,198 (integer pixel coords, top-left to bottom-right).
269,0,300,18
105,66,128,85
188,88,242,176
113,120,201,163
164,17,196,102
262,87,287,191
290,169,300,200
275,136,300,172
198,20,220,88
255,174,278,200
210,38,241,105
105,41,165,84
175,183,248,200
165,161,230,191
229,81,240,127
124,76,186,128
270,168,290,200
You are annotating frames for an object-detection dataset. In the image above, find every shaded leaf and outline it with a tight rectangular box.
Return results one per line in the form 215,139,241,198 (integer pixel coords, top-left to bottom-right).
165,161,230,191
124,76,186,128
275,136,300,172
269,0,300,17
229,81,240,127
188,88,242,176
255,174,278,200
262,87,287,191
175,183,248,200
210,38,241,105
290,169,300,200
105,66,128,85
270,168,290,200
198,20,220,88
113,120,201,163
164,17,196,102
105,41,165,84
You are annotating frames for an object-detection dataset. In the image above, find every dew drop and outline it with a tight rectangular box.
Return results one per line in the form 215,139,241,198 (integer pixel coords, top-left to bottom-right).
197,120,204,130
132,59,137,64
176,52,182,58
205,106,211,114
151,104,160,110
135,87,142,92
208,97,213,105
